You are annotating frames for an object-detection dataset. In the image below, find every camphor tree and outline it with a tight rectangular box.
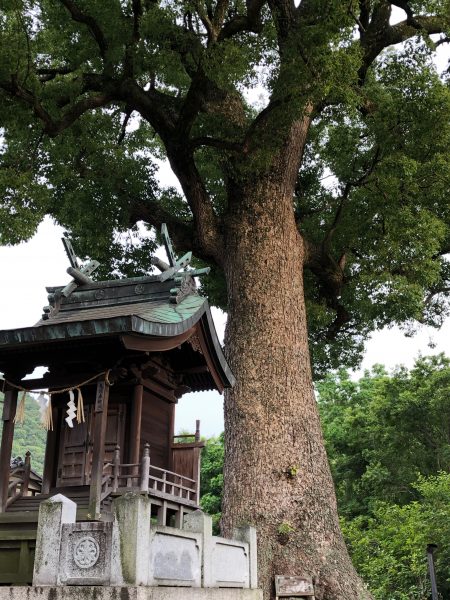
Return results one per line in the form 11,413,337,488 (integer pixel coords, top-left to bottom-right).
1,1,450,598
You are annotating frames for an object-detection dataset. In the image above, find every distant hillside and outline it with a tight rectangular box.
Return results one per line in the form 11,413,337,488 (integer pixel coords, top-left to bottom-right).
0,392,46,475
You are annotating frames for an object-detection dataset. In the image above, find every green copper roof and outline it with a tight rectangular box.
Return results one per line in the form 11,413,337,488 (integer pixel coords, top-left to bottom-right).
35,294,206,327
0,294,207,346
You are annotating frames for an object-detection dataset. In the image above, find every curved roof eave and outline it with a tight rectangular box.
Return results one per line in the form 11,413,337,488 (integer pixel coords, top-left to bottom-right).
0,295,235,389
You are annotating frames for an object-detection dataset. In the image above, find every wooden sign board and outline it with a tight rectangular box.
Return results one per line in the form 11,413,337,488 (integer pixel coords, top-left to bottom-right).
95,381,106,412
275,576,315,597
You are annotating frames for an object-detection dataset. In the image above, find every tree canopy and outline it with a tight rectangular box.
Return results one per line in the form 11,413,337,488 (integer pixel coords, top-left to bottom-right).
199,432,224,533
318,355,450,598
1,1,449,375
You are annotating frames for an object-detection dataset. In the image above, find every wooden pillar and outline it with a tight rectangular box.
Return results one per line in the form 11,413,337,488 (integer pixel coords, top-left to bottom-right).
168,404,175,470
112,445,120,492
22,451,31,496
140,443,150,493
192,446,202,505
88,380,110,519
174,506,184,529
157,500,167,526
193,421,201,504
129,383,143,465
42,405,59,494
0,388,18,512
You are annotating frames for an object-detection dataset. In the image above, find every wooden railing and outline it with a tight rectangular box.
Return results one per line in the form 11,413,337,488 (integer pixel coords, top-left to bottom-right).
104,444,198,505
7,452,41,507
148,464,197,503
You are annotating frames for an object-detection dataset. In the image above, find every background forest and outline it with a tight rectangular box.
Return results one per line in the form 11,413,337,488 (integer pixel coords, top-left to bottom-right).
2,353,450,599
0,393,46,473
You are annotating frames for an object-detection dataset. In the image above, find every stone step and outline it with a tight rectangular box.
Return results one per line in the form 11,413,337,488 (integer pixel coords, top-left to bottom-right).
7,494,90,512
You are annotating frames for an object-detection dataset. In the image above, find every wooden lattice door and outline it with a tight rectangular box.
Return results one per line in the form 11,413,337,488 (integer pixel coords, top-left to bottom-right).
56,406,93,487
57,403,126,487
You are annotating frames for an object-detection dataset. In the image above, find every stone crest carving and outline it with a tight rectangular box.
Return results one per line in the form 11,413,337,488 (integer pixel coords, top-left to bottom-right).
73,536,100,568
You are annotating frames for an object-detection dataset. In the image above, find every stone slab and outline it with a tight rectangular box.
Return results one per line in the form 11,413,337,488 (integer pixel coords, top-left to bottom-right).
0,587,263,600
234,527,257,589
149,526,202,587
210,538,249,588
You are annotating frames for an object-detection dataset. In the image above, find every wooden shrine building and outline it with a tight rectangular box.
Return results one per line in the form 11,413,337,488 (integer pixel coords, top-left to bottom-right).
0,228,233,584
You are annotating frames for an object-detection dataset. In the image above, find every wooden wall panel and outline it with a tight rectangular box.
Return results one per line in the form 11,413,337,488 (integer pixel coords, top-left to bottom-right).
171,447,197,480
140,391,172,469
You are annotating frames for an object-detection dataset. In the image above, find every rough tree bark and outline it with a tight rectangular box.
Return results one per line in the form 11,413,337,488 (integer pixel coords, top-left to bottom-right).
220,125,372,600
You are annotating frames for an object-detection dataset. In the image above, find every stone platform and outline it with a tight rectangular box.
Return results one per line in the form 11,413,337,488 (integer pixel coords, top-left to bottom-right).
0,588,262,600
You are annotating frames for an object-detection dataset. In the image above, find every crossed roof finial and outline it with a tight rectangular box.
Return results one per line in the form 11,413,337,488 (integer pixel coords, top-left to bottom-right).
61,238,100,297
152,224,210,282
61,224,209,292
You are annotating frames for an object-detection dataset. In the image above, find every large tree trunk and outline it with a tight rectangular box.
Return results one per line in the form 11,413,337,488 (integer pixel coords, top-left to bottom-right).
221,174,371,600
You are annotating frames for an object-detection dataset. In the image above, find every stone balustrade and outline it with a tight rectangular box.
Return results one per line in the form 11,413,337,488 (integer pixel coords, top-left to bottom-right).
32,493,258,591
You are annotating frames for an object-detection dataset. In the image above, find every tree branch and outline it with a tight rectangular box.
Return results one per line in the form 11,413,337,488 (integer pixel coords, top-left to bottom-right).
424,287,450,309
212,0,230,37
36,66,74,82
359,6,449,83
390,15,448,44
300,145,381,340
322,182,352,250
52,94,113,135
116,73,228,264
358,0,370,32
59,0,108,60
218,0,265,40
192,1,215,43
128,198,194,251
322,146,381,249
325,302,352,340
436,36,450,47
117,108,132,145
123,0,143,77
112,77,178,136
132,0,143,42
175,64,246,142
1,76,113,137
303,237,351,340
189,136,242,152
167,148,224,266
